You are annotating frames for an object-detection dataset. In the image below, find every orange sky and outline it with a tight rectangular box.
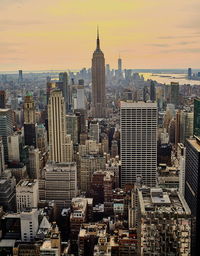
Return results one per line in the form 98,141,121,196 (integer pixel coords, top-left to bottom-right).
0,0,200,71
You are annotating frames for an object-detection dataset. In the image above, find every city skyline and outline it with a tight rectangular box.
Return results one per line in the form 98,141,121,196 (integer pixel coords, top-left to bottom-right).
0,0,200,71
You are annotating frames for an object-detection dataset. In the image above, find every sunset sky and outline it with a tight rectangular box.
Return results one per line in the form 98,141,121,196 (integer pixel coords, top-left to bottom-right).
0,0,200,71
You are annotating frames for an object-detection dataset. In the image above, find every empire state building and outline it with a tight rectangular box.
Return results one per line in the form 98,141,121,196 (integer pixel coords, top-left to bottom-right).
92,29,106,118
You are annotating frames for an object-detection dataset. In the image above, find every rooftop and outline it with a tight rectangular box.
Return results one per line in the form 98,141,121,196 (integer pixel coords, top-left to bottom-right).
120,101,157,109
17,179,37,188
138,187,191,216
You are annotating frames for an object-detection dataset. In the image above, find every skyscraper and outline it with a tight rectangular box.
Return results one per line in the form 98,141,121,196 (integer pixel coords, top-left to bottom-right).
118,56,122,72
185,136,200,255
92,28,106,118
0,138,5,175
170,82,179,108
0,109,13,163
0,90,6,108
188,68,192,79
23,94,36,147
193,98,200,136
150,81,156,102
59,72,69,113
48,89,68,162
120,101,157,187
18,70,23,83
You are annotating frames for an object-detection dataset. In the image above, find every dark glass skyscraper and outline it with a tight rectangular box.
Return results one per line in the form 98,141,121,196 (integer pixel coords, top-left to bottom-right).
170,82,179,108
194,98,200,136
185,137,200,255
92,28,106,118
0,91,6,108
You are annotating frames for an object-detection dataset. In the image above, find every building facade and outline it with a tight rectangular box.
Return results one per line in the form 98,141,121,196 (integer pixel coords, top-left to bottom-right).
92,29,106,118
120,101,157,187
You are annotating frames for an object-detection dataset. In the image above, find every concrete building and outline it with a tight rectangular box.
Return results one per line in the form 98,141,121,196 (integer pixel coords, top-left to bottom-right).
137,187,191,255
92,28,106,118
0,138,5,175
180,110,193,143
170,82,179,108
111,140,118,158
78,223,107,256
0,90,6,108
39,162,77,208
66,134,73,162
48,89,68,162
120,101,157,187
66,114,78,145
16,179,39,212
157,164,179,189
80,155,105,192
177,143,186,196
23,94,36,147
7,133,22,162
36,124,48,153
89,121,99,142
20,209,39,242
28,147,40,179
0,109,13,163
40,225,61,256
0,175,16,211
70,197,93,245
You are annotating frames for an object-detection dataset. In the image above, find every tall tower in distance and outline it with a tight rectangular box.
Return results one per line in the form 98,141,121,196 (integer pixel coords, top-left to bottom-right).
118,55,122,72
92,27,106,118
48,89,68,162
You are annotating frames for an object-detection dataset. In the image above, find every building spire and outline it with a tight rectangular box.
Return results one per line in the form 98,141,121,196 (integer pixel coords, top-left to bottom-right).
96,25,100,50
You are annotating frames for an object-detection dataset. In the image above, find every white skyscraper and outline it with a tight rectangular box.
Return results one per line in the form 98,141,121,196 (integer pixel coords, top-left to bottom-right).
48,89,68,162
120,101,157,187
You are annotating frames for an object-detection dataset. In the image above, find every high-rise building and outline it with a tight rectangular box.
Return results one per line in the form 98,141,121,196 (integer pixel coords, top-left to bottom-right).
193,98,200,137
80,155,105,192
188,68,192,79
118,56,122,72
39,162,77,208
120,101,157,187
16,179,39,212
66,115,78,145
48,89,68,162
92,28,106,118
36,124,48,153
0,175,16,211
150,81,156,102
28,147,40,179
0,109,13,163
185,136,200,255
23,95,36,147
137,187,191,255
66,134,73,162
20,209,38,242
88,120,99,142
18,70,23,83
7,133,22,162
0,138,5,175
170,82,179,108
0,90,6,108
179,110,193,143
59,72,69,113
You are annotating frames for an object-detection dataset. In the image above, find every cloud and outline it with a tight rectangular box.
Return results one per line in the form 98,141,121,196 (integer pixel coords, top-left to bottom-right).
146,43,169,47
160,47,200,54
